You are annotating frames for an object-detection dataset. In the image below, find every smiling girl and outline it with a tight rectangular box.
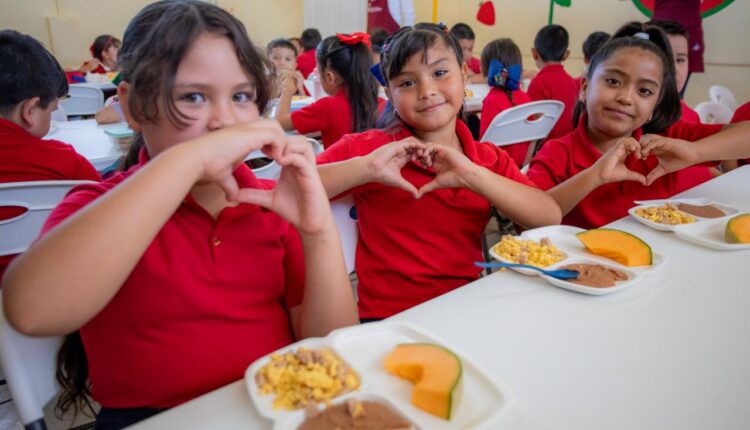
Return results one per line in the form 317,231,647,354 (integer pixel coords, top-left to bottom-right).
316,24,560,321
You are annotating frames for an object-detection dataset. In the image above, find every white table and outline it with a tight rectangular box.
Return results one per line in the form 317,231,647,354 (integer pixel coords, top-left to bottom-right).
71,81,117,92
129,166,750,430
45,119,125,172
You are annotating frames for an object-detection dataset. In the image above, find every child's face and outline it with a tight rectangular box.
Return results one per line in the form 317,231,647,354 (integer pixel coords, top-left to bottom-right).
667,34,689,93
268,47,297,72
583,47,662,139
458,38,474,63
386,40,466,135
102,45,119,69
139,32,260,157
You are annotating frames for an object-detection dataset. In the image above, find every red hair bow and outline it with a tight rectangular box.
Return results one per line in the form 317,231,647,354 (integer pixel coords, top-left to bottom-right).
336,32,371,49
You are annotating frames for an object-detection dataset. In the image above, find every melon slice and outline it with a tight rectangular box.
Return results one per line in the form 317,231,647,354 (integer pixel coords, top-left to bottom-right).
383,343,462,420
576,228,652,267
725,213,750,244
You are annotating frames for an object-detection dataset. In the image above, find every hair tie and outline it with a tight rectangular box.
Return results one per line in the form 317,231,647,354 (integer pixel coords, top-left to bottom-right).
634,32,650,40
336,32,371,49
487,59,521,91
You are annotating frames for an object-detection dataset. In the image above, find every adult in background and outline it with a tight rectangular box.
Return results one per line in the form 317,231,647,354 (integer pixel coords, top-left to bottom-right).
653,0,703,96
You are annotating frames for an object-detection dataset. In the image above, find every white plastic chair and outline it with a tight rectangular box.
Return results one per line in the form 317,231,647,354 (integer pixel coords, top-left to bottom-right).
480,100,565,166
60,84,104,117
465,83,490,100
330,196,357,274
708,85,738,112
50,105,68,122
0,180,94,430
694,101,733,125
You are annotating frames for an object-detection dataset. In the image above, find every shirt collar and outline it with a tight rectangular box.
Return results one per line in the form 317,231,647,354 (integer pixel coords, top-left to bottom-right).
0,117,34,138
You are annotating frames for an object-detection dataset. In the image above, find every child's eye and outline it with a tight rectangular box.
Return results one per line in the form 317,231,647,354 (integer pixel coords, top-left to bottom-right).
398,80,415,88
605,78,620,86
180,93,205,103
233,91,256,103
639,88,655,96
676,58,687,64
434,69,448,78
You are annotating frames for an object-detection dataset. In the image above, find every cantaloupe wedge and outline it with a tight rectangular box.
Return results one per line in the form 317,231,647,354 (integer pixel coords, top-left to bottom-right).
383,343,462,420
725,213,750,244
576,228,652,266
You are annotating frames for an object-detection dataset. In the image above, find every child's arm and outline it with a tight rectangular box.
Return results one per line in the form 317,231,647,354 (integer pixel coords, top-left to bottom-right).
235,138,358,338
275,73,298,131
2,120,291,335
546,138,646,216
640,121,750,184
317,137,426,198
417,145,562,227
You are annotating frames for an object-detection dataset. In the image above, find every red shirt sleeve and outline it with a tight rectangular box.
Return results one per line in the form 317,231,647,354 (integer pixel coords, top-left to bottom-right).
731,102,750,123
41,182,112,235
487,145,536,187
526,138,572,190
663,121,724,141
291,97,332,135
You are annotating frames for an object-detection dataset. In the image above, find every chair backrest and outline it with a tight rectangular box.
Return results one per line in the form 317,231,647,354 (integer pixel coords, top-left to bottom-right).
330,196,357,274
480,100,565,165
50,105,68,122
60,84,104,116
694,101,733,125
0,181,91,428
708,85,738,112
465,83,490,100
0,181,93,257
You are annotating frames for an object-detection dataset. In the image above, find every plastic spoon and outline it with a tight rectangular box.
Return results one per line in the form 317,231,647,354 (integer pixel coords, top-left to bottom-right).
474,261,579,280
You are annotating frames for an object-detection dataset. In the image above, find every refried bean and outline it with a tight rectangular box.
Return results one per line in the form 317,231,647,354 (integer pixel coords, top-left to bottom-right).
298,399,415,430
676,203,725,218
562,264,628,288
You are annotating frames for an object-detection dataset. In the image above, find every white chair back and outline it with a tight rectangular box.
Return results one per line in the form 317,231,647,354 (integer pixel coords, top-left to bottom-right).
479,100,565,166
694,101,733,125
303,78,325,101
330,196,357,274
0,180,92,428
50,104,68,122
708,85,738,112
60,84,104,117
465,83,490,100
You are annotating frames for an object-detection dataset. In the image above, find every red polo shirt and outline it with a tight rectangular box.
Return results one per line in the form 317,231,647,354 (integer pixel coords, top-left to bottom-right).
317,120,535,319
467,56,481,75
479,87,534,167
40,157,305,408
297,49,317,79
0,118,100,282
527,64,578,140
681,100,700,124
731,101,750,166
527,115,722,229
291,89,352,149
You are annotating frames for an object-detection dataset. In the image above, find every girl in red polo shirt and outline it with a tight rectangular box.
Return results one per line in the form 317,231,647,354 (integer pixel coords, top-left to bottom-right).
479,38,534,167
527,23,750,229
317,23,562,321
276,33,381,149
79,34,121,74
2,2,357,429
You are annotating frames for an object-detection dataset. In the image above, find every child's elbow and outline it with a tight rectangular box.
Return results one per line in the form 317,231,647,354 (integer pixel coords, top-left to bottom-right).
544,195,563,225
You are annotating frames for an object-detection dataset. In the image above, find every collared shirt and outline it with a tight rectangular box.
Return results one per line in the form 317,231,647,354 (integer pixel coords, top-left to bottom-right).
291,88,354,148
680,100,700,124
40,157,305,408
479,86,534,167
527,64,579,140
317,120,535,319
527,114,721,229
296,49,316,79
0,118,100,281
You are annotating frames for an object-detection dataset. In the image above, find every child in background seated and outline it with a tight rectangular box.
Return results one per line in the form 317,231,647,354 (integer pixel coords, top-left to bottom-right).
574,31,611,94
479,38,534,167
450,22,484,84
276,33,381,149
527,24,578,139
266,38,305,98
2,2,357,428
370,27,390,65
527,24,750,229
647,19,700,124
317,24,561,321
79,34,121,74
296,28,321,79
0,30,101,281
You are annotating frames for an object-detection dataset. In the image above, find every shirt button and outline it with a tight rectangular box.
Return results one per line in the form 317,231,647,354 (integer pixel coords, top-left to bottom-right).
213,237,221,247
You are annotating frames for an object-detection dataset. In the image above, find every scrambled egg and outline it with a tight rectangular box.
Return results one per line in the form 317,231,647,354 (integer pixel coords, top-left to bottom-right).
493,234,565,268
635,204,696,225
255,347,360,410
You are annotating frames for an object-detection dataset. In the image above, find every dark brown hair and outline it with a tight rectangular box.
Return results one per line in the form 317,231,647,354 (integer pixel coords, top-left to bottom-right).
480,38,522,105
90,35,121,61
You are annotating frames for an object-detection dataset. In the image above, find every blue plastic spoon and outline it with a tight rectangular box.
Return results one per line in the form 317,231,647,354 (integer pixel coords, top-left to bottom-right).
474,261,579,280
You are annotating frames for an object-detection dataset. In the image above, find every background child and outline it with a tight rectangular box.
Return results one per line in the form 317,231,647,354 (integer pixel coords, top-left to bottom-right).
296,28,321,79
449,22,484,84
369,27,390,65
527,24,750,229
527,24,578,140
79,34,121,74
266,38,305,98
2,2,357,428
479,38,533,167
276,33,380,149
574,31,611,94
647,19,700,124
317,24,561,321
0,29,101,281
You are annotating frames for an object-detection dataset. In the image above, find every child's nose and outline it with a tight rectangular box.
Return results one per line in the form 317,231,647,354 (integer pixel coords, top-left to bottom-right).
615,86,634,105
207,102,238,130
418,81,437,99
